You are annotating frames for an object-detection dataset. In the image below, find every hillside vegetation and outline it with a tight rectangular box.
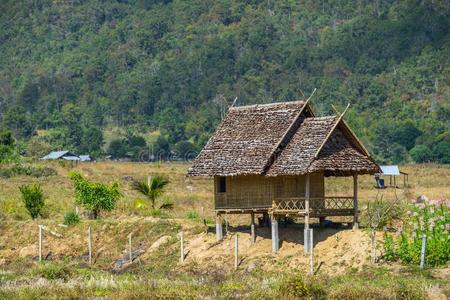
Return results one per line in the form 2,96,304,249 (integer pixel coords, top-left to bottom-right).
0,0,449,163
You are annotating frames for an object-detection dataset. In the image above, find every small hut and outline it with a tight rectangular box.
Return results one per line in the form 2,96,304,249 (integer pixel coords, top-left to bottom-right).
187,100,380,245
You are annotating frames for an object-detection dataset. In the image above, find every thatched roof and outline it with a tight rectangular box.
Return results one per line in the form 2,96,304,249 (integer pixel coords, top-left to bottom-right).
187,101,379,177
187,101,312,176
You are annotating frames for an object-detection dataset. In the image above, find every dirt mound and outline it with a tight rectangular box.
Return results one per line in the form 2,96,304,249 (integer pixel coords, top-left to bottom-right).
183,226,376,274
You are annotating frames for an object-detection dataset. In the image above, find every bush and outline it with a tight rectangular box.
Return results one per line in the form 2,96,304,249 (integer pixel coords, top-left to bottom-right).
63,210,80,226
33,262,71,281
0,164,57,179
383,197,449,267
69,172,121,219
279,273,326,299
186,211,199,220
20,183,45,219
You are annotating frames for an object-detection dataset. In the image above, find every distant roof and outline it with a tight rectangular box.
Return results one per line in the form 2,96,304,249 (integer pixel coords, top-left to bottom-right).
79,155,91,161
379,165,400,176
41,151,78,160
63,156,81,161
188,101,380,177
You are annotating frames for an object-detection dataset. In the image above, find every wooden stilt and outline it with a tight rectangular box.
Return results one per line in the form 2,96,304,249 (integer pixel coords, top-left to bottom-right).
353,173,359,230
305,173,311,254
305,173,310,230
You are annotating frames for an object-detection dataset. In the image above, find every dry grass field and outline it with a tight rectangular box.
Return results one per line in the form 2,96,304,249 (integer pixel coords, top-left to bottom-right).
0,162,449,299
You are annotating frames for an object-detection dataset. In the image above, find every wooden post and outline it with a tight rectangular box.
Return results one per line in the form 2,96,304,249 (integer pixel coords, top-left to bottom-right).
148,176,151,187
128,233,132,263
271,216,279,252
250,212,256,244
88,226,92,265
38,225,43,262
180,231,184,263
305,173,310,229
234,234,238,270
216,214,223,241
225,214,228,235
304,173,310,253
309,229,314,275
353,173,359,230
420,234,426,269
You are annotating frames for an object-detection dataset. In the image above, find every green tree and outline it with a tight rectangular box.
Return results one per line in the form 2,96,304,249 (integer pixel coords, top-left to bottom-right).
409,145,432,163
107,139,127,159
69,172,121,219
20,183,45,219
132,175,170,209
0,129,18,162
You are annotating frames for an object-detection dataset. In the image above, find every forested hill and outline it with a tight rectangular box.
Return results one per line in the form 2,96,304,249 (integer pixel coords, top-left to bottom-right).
0,0,449,164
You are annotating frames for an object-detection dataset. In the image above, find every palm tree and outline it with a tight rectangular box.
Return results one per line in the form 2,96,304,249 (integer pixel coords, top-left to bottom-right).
132,175,171,209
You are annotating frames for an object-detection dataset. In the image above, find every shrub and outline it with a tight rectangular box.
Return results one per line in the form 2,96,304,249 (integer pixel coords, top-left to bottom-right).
186,211,199,220
0,164,57,179
63,210,80,226
279,273,326,299
69,172,121,219
20,183,45,219
384,197,449,267
33,262,71,281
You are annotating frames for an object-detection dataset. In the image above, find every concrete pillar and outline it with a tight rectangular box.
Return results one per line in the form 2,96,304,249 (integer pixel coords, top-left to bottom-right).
353,173,359,230
250,212,256,244
304,228,310,254
271,216,279,252
216,214,223,241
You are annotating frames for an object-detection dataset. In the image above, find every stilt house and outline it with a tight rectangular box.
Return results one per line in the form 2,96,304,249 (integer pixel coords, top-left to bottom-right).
187,100,380,241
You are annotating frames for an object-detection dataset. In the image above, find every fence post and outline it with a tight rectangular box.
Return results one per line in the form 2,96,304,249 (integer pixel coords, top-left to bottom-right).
234,234,238,270
128,233,132,263
88,226,92,265
38,225,43,262
180,231,184,263
420,234,426,269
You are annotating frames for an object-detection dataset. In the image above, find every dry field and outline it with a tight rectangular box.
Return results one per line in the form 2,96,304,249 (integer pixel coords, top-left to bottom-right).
0,162,449,299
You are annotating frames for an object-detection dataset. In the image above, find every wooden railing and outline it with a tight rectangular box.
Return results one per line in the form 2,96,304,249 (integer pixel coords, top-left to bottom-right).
273,196,354,213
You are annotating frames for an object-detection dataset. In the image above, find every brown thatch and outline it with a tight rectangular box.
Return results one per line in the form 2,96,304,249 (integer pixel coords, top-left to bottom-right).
187,101,310,176
309,126,380,176
265,116,337,176
187,101,380,177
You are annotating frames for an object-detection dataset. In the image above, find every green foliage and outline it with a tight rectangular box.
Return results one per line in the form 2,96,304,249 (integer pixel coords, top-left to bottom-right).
63,210,80,226
19,183,45,219
383,232,396,261
69,172,121,219
0,164,57,179
131,175,170,209
279,273,326,299
0,1,449,163
186,211,199,220
0,129,19,163
383,198,450,267
33,262,71,281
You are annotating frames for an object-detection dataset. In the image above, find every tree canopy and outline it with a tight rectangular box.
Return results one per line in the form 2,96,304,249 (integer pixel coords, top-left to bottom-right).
0,0,449,163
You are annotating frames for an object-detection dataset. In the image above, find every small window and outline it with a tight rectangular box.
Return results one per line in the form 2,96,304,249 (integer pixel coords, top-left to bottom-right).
218,177,226,193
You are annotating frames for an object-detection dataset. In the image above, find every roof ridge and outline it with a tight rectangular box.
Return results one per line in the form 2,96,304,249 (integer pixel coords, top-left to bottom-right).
231,100,305,110
261,101,314,174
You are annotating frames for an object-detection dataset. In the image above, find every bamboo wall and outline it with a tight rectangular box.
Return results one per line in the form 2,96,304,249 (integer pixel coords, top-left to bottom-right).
214,173,324,209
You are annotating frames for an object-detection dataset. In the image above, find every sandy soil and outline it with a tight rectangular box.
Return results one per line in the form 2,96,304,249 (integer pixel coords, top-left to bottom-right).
183,224,378,275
